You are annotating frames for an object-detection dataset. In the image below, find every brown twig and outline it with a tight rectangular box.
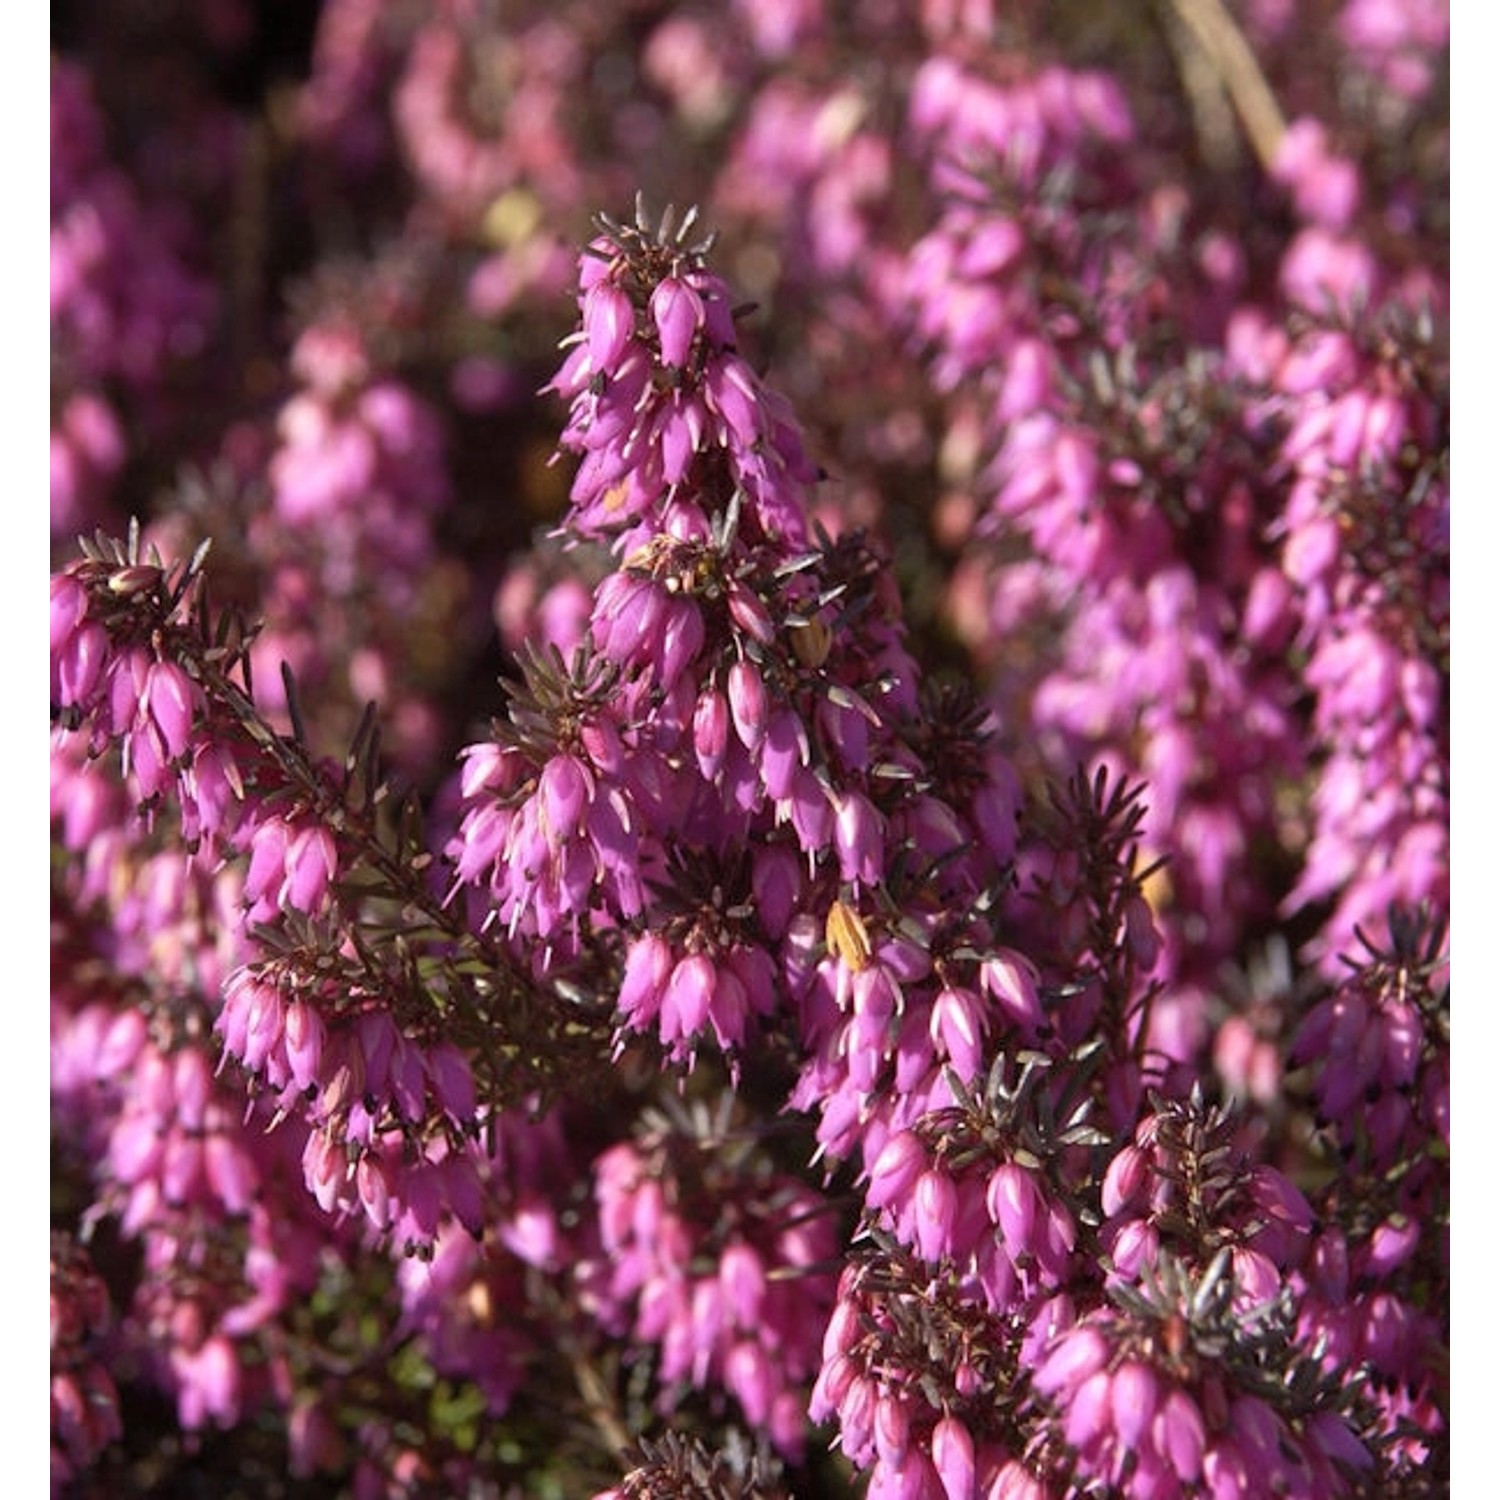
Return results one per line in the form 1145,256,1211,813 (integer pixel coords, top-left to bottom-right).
1160,0,1287,173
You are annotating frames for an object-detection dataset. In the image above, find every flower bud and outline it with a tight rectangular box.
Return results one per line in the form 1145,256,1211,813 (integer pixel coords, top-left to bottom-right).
759,707,807,800
693,687,730,779
833,790,884,887
724,1339,774,1427
1101,1143,1149,1217
705,353,763,447
283,999,326,1094
185,1335,242,1429
303,1131,347,1215
873,1387,911,1467
355,1153,392,1230
650,276,704,367
426,1042,476,1125
987,1162,1042,1260
981,948,1045,1031
865,1129,926,1212
1159,1389,1207,1482
725,579,774,644
930,985,984,1080
538,753,590,844
658,598,705,689
583,280,634,370
914,1168,958,1263
1365,1214,1421,1277
930,1414,975,1500
1032,1327,1108,1399
204,1133,256,1215
1063,1369,1112,1451
144,660,197,760
662,952,715,1041
619,932,673,1029
728,658,767,750
55,620,109,708
718,1242,767,1328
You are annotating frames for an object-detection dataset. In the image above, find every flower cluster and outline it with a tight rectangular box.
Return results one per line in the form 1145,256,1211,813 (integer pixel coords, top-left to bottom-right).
50,56,217,536
577,1101,838,1459
1026,1257,1372,1500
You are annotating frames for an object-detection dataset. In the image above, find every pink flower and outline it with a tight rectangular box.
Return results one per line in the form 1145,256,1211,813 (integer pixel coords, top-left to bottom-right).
979,950,1046,1034
1110,1359,1160,1449
661,953,715,1044
760,707,808,799
834,789,885,887
728,659,769,750
285,823,339,913
611,936,668,1040
650,276,704,367
929,986,985,1080
913,1168,959,1263
865,1129,927,1214
1032,1325,1108,1399
693,687,731,779
583,279,635,369
175,1334,242,1430
725,1338,775,1425
930,1414,975,1500
538,753,592,844
719,1243,767,1327
986,1162,1042,1262
53,619,109,709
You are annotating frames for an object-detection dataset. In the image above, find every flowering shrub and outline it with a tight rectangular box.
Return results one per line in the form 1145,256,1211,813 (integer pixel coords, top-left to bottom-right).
50,3,1446,1496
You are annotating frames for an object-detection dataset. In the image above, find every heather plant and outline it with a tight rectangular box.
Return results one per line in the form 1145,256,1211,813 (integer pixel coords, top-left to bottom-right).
51,4,1447,1497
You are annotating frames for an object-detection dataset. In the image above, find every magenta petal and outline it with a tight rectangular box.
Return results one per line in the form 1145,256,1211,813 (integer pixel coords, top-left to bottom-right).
583,280,634,370
873,1388,911,1468
284,824,337,911
650,276,704,367
865,1129,926,1213
282,999,326,1094
1157,1389,1207,1483
930,985,983,1080
718,1243,767,1328
539,753,591,844
724,1339,774,1427
786,765,834,850
705,353,763,447
1032,1326,1107,1399
1101,1144,1148,1217
658,599,705,688
145,660,197,759
50,573,88,654
750,844,800,939
834,789,884,886
1110,1360,1158,1449
693,688,730,778
1063,1368,1111,1451
986,1162,1040,1260
663,953,715,1040
204,1134,256,1215
728,659,768,750
56,620,109,707
930,1415,975,1500
913,1168,957,1263
659,395,706,482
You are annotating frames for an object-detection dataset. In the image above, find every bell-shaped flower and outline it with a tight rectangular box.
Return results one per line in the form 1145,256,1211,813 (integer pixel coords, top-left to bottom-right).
650,276,704,367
